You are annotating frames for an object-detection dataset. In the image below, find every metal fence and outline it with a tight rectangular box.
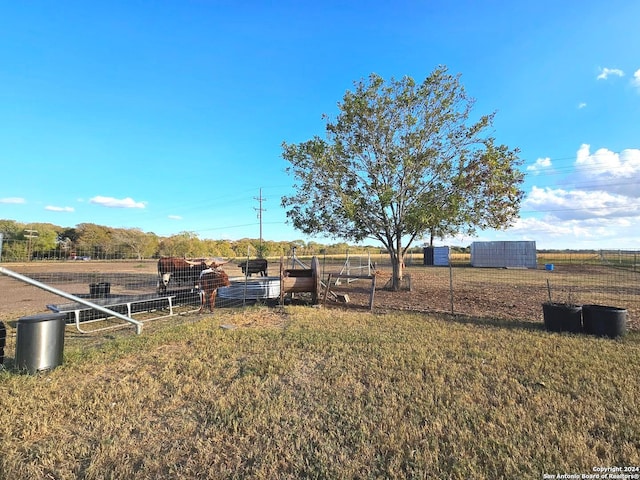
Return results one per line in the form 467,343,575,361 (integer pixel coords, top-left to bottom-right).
1,249,638,336
380,249,638,330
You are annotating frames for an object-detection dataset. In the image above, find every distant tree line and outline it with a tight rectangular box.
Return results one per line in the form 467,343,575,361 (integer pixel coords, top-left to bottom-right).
0,220,390,262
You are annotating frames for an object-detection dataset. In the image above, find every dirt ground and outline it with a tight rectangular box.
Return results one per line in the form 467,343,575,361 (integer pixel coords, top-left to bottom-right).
330,263,639,331
0,260,637,331
0,261,158,322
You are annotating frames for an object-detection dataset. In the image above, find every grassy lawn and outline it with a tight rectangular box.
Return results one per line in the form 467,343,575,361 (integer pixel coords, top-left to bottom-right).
1,307,639,479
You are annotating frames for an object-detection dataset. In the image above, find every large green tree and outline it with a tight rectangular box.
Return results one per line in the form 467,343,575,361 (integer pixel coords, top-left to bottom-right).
113,228,158,259
281,67,525,290
158,232,203,258
25,223,60,258
76,223,112,258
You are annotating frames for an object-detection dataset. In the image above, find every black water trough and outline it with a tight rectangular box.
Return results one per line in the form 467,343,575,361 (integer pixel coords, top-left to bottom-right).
582,304,627,338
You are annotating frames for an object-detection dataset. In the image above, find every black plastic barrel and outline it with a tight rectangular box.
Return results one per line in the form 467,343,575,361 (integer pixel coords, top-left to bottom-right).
582,305,627,338
15,313,66,373
89,282,111,297
542,303,582,333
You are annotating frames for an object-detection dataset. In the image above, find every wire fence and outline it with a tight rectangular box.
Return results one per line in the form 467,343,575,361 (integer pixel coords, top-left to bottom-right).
330,250,639,329
0,246,638,338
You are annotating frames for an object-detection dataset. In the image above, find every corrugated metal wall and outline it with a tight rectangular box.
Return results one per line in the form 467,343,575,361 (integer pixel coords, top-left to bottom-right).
434,247,450,266
470,241,537,268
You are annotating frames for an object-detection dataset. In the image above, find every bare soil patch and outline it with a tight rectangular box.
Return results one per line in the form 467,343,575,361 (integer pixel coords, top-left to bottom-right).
329,264,639,331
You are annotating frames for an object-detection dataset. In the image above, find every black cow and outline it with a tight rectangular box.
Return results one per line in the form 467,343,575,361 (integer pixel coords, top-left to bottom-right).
237,258,268,277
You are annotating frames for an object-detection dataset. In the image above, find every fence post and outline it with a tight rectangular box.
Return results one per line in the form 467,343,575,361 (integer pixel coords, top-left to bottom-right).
449,257,454,315
243,246,250,308
369,274,376,311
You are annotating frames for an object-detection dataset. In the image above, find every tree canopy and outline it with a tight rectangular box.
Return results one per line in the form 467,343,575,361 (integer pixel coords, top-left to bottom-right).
281,66,525,289
0,219,377,261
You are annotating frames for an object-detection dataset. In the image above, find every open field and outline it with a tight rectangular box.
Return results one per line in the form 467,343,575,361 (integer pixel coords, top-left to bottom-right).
1,307,639,479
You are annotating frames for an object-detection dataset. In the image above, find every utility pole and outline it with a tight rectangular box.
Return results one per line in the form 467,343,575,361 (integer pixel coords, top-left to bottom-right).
24,229,38,262
254,188,266,256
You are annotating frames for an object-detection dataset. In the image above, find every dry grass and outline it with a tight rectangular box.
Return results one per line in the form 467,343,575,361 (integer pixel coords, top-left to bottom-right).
1,306,640,479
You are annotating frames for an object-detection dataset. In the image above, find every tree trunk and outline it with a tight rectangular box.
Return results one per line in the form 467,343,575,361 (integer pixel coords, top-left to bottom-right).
390,236,404,291
390,255,399,291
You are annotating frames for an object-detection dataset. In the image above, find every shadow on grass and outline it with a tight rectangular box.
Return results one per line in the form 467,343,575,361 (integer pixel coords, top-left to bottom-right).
423,309,639,343
436,311,546,333
332,302,640,344
392,307,546,333
327,300,541,331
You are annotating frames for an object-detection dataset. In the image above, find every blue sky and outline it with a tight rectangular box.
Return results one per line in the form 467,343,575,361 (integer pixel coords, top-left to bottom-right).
1,1,639,249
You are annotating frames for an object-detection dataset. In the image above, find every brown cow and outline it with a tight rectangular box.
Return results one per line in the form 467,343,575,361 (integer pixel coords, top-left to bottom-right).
197,268,231,312
157,257,229,293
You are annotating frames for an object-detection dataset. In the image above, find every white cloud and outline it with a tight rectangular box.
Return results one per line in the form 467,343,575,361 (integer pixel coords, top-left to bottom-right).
90,196,146,209
0,197,26,204
574,144,640,197
510,144,640,248
578,102,587,109
168,215,183,220
45,205,75,212
510,216,592,238
524,186,637,221
526,157,552,174
633,69,640,89
503,215,639,249
597,67,624,80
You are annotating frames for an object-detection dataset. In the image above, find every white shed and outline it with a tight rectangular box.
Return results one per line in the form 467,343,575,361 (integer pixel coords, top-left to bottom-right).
470,241,537,268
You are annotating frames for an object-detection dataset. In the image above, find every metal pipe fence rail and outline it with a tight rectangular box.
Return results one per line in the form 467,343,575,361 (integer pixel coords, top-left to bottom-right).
0,267,144,335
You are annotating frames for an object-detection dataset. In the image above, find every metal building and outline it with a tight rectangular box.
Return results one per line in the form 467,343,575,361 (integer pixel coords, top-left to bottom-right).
423,246,450,266
470,241,537,268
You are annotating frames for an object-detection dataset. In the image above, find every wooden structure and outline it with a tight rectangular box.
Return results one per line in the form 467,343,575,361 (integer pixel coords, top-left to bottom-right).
280,256,321,305
278,255,377,310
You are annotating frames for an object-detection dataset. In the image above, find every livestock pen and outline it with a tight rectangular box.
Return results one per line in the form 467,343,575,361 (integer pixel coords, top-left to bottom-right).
1,250,637,329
